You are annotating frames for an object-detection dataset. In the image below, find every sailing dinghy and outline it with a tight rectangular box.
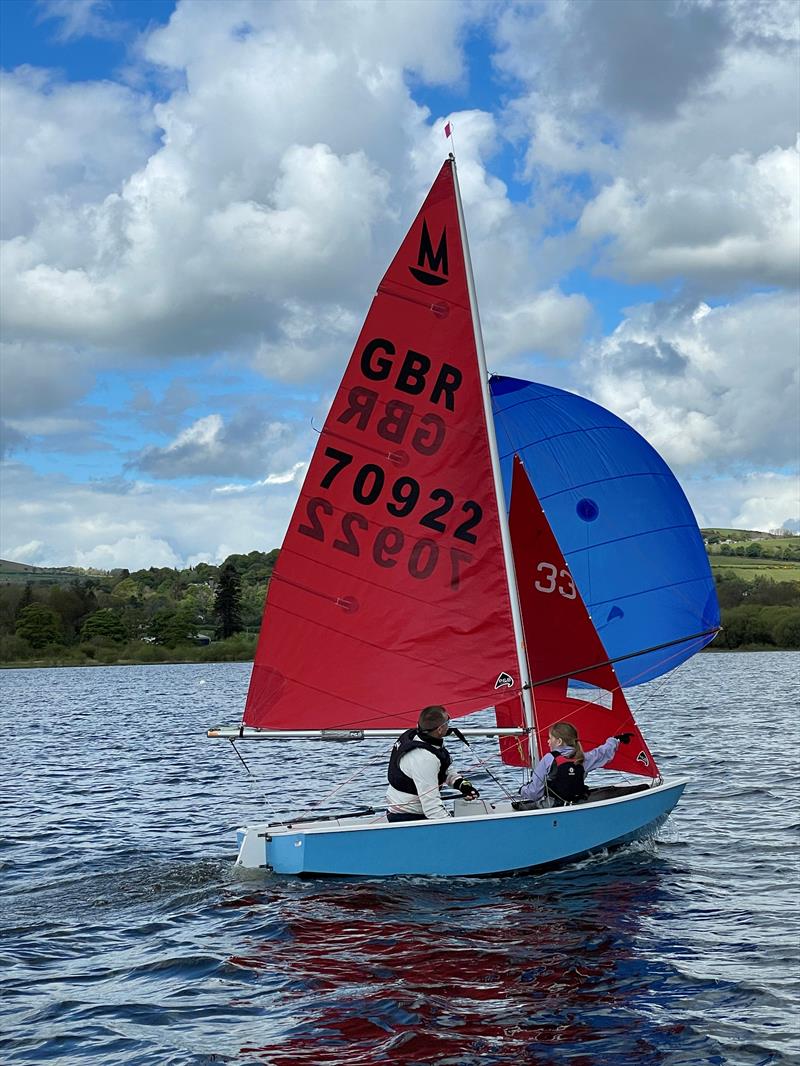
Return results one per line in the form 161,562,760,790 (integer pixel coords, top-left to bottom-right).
208,157,719,877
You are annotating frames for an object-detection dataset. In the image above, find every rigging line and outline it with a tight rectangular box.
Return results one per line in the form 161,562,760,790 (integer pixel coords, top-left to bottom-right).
535,641,706,780
227,739,280,818
466,747,517,799
620,634,713,724
536,635,711,726
229,737,253,776
627,666,681,718
296,731,520,820
295,745,389,820
619,634,709,688
449,727,520,798
529,626,720,690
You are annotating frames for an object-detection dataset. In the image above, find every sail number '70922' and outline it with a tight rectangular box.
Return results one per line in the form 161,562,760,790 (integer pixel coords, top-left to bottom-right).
295,443,482,590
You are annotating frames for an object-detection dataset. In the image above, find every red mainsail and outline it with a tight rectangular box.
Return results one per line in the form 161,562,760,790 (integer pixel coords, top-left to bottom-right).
497,457,658,778
244,160,520,730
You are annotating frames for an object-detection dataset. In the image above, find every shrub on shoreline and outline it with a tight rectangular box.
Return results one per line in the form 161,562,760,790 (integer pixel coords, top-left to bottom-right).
0,633,258,669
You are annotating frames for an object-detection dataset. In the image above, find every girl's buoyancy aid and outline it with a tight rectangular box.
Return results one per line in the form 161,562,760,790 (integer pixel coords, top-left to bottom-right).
546,750,588,804
387,728,452,794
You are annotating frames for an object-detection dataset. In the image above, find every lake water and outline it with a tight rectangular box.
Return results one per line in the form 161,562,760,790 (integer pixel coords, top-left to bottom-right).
1,652,798,1065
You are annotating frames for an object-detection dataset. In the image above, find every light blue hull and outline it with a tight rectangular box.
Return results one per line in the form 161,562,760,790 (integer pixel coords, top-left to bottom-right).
235,779,687,877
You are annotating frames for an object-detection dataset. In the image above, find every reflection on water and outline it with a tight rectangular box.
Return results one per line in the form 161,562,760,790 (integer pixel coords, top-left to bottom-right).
1,653,798,1064
225,856,674,1064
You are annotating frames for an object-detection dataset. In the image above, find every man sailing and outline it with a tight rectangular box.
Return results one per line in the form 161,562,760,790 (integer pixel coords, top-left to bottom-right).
386,705,479,822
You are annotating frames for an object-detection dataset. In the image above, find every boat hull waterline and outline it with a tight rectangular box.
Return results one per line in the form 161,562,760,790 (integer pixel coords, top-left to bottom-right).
235,778,687,877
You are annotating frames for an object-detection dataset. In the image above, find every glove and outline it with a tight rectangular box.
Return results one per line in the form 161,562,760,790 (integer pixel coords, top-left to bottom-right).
453,777,480,799
614,732,633,744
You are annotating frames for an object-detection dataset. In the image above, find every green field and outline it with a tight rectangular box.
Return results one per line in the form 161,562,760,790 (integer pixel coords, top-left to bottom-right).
709,557,800,583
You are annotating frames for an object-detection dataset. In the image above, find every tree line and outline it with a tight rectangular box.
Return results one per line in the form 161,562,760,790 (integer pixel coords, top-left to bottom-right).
0,550,277,666
712,572,800,649
1,549,798,667
709,542,800,560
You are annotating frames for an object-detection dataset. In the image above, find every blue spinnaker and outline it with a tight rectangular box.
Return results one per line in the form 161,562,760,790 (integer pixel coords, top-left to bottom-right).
491,375,720,685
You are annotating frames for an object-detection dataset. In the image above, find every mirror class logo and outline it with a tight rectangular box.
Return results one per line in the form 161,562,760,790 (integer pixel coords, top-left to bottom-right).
409,220,448,286
495,672,514,689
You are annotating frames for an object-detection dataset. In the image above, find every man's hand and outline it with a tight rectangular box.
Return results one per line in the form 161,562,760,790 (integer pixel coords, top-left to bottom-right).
614,732,633,744
453,777,480,799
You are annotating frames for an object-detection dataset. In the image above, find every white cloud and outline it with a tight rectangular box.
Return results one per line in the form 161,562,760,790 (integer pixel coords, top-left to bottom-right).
1,2,607,401
685,472,800,533
1,0,798,569
215,461,308,493
1,463,299,567
0,340,96,420
579,142,799,287
485,287,593,363
145,0,472,88
1,2,463,366
75,534,182,570
8,539,46,564
38,0,125,43
582,291,800,472
0,67,156,239
133,409,311,480
498,0,800,290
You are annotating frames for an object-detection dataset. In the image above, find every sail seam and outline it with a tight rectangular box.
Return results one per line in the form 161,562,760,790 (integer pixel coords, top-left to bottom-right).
262,599,519,698
273,543,506,621
499,422,639,449
541,470,674,498
562,519,712,556
586,574,718,609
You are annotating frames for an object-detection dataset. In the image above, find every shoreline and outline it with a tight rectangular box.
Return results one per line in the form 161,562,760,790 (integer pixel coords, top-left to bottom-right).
2,645,797,670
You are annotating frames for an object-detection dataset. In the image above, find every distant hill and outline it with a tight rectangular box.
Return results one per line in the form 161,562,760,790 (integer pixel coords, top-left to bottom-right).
702,528,798,541
0,560,44,573
0,560,88,586
3,528,798,581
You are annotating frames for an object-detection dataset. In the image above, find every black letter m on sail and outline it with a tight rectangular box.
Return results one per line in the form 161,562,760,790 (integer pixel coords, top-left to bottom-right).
409,220,448,286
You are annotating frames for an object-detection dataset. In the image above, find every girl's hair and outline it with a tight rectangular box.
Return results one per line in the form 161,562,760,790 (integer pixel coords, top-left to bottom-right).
549,721,585,764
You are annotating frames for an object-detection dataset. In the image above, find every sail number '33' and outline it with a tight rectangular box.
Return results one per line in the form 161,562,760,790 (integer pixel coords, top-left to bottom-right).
534,562,577,599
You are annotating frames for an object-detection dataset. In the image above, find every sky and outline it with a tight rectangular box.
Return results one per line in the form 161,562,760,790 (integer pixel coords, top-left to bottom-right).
1,0,798,571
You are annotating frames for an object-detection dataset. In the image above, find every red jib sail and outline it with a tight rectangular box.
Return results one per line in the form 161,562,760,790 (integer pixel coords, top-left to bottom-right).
496,456,658,777
244,160,519,730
